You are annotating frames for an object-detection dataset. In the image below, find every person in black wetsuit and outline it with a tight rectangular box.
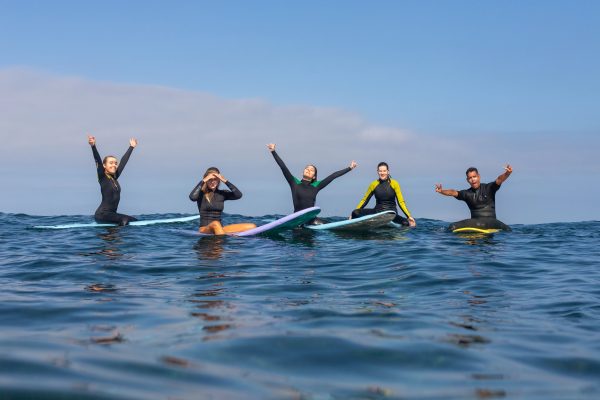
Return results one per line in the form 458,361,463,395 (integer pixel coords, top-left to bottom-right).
189,167,256,235
435,165,513,231
266,143,357,223
88,135,138,226
351,162,416,227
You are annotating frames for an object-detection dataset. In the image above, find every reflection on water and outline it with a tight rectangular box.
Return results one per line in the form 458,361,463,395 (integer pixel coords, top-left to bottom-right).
88,227,126,259
193,236,226,260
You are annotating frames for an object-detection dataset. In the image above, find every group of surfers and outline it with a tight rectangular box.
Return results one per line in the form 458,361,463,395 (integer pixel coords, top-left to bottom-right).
88,135,513,234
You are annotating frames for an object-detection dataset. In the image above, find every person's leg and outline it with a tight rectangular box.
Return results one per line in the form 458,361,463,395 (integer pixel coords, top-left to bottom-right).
199,221,226,235
351,208,377,219
95,212,137,226
223,223,257,233
392,214,409,226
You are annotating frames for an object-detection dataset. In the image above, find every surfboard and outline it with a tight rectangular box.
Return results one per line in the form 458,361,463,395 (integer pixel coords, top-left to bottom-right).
306,211,396,231
33,215,199,229
184,207,321,237
234,207,320,236
452,227,500,234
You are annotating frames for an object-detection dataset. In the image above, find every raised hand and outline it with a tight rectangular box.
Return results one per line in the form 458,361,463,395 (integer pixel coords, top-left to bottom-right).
504,164,513,174
87,135,96,146
349,160,358,169
129,138,138,148
435,183,443,193
266,143,276,152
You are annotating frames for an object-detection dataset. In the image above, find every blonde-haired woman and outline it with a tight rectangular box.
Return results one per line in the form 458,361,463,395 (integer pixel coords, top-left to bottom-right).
189,167,256,235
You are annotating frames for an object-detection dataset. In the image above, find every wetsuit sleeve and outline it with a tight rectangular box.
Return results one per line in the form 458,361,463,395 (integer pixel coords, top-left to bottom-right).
391,179,412,218
91,145,104,180
271,151,296,186
189,182,203,202
316,167,352,191
223,181,243,200
456,190,467,201
116,146,134,179
355,181,378,209
488,181,501,193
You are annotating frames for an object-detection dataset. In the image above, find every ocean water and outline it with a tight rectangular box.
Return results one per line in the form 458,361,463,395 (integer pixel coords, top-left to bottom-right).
1,212,599,400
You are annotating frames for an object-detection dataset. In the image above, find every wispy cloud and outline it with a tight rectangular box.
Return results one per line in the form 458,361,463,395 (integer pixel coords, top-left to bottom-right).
0,68,598,223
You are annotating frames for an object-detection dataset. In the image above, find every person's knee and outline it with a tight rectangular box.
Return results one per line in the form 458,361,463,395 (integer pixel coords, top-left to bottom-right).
351,209,361,219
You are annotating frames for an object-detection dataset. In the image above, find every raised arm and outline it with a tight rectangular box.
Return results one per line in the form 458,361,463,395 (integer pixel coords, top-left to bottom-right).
267,144,295,185
88,135,104,178
317,160,357,190
435,183,459,197
116,138,137,178
495,164,513,186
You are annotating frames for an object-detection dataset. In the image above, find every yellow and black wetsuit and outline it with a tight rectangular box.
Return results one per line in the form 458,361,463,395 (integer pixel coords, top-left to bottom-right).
91,145,137,226
351,178,412,226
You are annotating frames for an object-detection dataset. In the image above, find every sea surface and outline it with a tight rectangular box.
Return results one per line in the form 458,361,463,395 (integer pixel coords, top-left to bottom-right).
1,212,599,400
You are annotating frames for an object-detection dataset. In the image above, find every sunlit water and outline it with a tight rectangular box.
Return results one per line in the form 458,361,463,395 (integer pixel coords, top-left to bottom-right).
1,212,599,399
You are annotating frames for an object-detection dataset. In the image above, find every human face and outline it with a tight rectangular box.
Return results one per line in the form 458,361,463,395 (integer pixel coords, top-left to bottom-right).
377,166,389,181
466,171,481,189
103,157,118,175
303,165,316,181
205,175,220,190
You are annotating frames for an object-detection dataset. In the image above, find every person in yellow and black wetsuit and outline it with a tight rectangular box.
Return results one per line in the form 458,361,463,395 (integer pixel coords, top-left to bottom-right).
88,134,138,226
351,162,416,227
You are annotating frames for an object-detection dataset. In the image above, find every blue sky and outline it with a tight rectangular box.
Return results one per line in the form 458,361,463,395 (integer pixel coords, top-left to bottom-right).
1,1,599,223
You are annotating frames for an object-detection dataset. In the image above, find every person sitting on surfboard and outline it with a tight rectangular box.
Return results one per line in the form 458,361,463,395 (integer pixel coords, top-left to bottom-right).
350,162,416,227
435,165,513,231
189,167,256,235
267,143,357,224
88,134,138,226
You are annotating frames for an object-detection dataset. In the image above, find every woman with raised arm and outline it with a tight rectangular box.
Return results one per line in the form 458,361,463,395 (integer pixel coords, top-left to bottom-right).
189,167,256,235
88,135,138,226
266,143,357,223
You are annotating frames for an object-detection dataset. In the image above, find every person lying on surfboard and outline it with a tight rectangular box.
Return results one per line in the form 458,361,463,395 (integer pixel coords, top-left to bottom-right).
189,167,256,235
351,162,416,227
266,143,357,224
88,134,138,226
435,165,513,231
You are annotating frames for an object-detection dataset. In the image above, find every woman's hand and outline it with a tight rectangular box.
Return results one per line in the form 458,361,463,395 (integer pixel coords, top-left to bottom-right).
130,138,138,148
87,135,96,146
266,143,276,152
349,160,358,169
408,217,416,227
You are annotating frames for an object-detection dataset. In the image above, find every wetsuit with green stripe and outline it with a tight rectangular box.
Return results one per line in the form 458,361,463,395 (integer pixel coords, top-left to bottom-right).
351,178,412,226
91,144,137,226
271,151,351,212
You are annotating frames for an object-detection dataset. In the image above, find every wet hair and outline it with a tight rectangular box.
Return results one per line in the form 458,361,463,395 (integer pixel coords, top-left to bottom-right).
201,167,221,196
466,167,479,176
103,155,118,165
305,164,318,182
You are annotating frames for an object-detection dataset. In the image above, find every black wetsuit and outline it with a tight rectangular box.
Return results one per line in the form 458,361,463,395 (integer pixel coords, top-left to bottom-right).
91,145,137,226
351,178,413,226
271,151,351,219
451,181,510,231
189,181,242,227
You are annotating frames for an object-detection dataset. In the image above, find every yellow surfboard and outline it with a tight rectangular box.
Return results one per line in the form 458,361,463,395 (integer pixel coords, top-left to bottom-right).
452,227,500,234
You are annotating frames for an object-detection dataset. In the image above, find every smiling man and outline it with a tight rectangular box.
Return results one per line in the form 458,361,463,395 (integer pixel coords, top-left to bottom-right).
435,165,513,231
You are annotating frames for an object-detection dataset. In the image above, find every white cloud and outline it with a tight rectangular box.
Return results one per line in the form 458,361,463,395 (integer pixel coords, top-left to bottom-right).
0,68,598,223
